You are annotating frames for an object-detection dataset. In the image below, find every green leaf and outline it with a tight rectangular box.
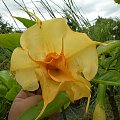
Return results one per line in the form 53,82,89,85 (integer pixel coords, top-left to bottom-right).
14,17,36,28
97,40,120,55
0,70,10,88
7,78,20,89
0,71,21,100
41,92,69,119
17,101,44,120
0,84,8,97
115,57,120,71
0,33,21,50
0,70,20,89
5,85,21,101
92,71,120,86
18,92,70,120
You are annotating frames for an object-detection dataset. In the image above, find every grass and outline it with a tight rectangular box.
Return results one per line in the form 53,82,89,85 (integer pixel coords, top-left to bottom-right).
0,98,12,120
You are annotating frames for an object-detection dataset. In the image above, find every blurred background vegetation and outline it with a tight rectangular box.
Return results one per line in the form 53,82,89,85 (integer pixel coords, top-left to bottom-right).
0,0,120,120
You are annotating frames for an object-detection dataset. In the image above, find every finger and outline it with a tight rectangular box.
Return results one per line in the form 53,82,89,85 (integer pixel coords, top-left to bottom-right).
22,95,42,108
8,95,42,120
16,95,42,114
15,89,37,102
16,90,28,99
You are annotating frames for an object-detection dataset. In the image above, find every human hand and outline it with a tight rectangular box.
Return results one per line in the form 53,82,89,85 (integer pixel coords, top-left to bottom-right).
8,90,42,120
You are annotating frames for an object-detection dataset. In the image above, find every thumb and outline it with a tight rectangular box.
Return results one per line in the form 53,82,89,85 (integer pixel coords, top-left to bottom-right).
22,95,42,108
8,95,42,120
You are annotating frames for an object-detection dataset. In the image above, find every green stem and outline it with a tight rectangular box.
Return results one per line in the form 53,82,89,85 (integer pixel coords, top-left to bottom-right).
96,84,106,107
92,79,120,86
93,84,107,120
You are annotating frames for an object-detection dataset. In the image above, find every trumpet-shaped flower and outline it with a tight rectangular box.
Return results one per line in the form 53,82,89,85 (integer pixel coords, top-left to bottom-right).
11,15,99,120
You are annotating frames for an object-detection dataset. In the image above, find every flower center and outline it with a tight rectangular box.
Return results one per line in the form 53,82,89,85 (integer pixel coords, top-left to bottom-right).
44,52,61,70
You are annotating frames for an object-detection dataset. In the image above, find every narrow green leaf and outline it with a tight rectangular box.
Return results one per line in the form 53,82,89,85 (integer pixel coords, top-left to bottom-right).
92,71,120,86
0,70,10,88
17,101,44,120
97,40,120,55
95,84,106,105
0,84,8,97
8,78,20,89
93,84,106,120
0,71,20,89
18,92,70,120
5,85,21,101
115,57,120,71
14,17,36,28
0,33,21,50
41,92,69,119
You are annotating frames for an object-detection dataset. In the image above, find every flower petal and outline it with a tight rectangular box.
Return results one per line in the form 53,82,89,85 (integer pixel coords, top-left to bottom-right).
48,69,75,82
15,68,39,91
35,67,91,119
10,47,39,71
35,68,60,119
64,29,98,58
59,80,91,112
48,69,91,101
67,45,98,81
20,18,68,61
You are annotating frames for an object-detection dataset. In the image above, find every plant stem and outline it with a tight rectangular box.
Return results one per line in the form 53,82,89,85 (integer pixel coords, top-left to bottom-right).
92,79,120,86
93,84,107,120
96,84,106,106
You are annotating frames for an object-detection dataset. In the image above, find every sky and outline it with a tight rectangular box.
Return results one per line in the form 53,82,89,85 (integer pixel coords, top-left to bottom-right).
0,0,120,29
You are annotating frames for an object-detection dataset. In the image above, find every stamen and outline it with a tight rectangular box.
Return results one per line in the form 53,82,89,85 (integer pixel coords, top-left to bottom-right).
86,96,91,112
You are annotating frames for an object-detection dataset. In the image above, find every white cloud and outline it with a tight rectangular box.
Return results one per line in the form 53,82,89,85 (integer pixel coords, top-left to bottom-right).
0,0,120,29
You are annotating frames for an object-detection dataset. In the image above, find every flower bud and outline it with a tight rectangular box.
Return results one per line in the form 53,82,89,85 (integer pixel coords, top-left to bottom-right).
93,104,106,120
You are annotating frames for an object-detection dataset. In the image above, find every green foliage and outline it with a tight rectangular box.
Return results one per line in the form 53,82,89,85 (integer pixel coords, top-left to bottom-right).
64,12,120,43
0,33,21,51
94,42,120,86
115,57,120,71
0,71,21,120
18,92,69,120
0,70,21,100
0,84,8,97
93,84,106,120
114,0,120,4
6,86,21,101
0,98,11,120
0,70,10,87
89,17,120,41
92,27,120,119
93,71,120,86
14,17,36,28
0,15,21,120
63,0,90,33
97,40,120,55
0,47,12,71
0,16,13,34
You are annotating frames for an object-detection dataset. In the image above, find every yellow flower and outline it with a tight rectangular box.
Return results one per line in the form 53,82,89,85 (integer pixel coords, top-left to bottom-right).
10,15,99,119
